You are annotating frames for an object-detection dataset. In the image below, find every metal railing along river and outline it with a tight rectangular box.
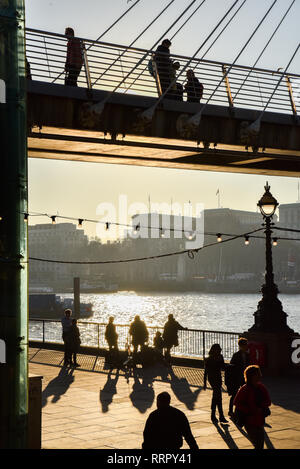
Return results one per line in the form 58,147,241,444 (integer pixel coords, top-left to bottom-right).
25,28,299,116
29,318,242,361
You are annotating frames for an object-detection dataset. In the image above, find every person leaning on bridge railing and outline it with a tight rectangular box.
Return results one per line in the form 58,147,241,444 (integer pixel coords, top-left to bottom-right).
64,27,84,87
162,314,187,363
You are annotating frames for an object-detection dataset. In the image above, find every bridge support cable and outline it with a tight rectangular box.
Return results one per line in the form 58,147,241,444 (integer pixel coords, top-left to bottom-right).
246,42,300,135
51,0,142,83
141,0,242,121
86,0,201,117
91,0,177,88
185,0,279,131
124,0,207,94
232,0,296,103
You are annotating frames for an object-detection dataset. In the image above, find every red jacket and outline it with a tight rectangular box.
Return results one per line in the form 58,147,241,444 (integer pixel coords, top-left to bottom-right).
66,38,83,68
233,382,271,427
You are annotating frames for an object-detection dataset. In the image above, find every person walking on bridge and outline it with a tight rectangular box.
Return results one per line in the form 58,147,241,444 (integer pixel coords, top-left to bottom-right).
154,38,173,97
64,27,84,87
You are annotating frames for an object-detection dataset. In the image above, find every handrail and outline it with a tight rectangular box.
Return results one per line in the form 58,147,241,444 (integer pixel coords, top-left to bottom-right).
25,27,300,116
25,27,300,79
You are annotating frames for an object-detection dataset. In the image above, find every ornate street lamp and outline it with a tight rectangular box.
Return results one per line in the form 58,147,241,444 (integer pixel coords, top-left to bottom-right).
249,183,293,333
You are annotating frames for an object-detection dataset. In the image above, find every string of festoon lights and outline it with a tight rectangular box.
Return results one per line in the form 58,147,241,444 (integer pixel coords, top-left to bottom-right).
4,210,297,265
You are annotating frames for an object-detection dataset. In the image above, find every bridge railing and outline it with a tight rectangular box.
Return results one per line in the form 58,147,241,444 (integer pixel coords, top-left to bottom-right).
29,318,241,360
25,28,299,115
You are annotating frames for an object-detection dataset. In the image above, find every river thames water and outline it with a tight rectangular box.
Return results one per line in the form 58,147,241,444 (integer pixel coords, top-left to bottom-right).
60,291,300,333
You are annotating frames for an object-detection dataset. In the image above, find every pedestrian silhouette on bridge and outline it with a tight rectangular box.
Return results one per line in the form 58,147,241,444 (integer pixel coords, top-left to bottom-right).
226,337,250,417
170,61,183,101
234,365,271,449
204,343,228,424
184,69,203,103
162,314,185,361
142,391,199,449
154,38,172,97
129,315,149,354
64,27,84,87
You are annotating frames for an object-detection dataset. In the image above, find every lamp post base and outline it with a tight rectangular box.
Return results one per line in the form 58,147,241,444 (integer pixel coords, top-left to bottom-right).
243,330,300,376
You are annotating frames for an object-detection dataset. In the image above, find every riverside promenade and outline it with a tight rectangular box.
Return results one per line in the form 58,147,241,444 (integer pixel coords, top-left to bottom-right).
29,347,300,450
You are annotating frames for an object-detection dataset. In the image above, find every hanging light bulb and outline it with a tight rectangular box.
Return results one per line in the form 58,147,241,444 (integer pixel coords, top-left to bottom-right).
78,218,83,228
160,228,165,238
244,236,249,246
51,216,56,225
188,232,194,240
217,233,222,242
272,238,278,246
24,213,29,223
105,222,110,231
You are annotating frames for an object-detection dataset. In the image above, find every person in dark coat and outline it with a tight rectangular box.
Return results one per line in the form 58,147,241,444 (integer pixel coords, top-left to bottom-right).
129,315,149,354
61,308,72,366
64,27,83,87
234,365,271,449
163,314,185,360
204,343,227,423
184,69,203,103
226,337,250,416
105,316,118,351
142,391,199,449
65,318,81,367
154,38,172,96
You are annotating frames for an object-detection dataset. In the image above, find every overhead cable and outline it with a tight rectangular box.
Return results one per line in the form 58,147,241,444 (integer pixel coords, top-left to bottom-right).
233,0,296,101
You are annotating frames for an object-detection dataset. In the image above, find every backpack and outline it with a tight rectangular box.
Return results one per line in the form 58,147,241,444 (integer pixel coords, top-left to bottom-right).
148,58,154,77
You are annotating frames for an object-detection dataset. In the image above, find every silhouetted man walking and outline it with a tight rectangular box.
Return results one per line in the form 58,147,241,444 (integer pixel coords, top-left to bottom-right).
142,391,199,449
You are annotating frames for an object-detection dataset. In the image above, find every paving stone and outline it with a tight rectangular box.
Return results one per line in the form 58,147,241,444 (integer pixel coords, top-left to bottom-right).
29,347,300,450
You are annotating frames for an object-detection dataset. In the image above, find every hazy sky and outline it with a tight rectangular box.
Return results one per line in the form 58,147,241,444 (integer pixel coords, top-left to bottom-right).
25,0,300,240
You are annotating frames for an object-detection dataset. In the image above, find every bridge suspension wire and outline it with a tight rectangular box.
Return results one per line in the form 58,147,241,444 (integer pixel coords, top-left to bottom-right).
186,0,248,75
233,0,296,102
92,0,177,88
51,0,142,83
141,0,241,116
186,0,279,128
247,41,300,131
90,0,200,113
124,0,207,94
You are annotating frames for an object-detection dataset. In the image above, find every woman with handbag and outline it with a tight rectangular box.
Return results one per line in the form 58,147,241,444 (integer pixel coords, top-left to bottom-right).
234,365,271,449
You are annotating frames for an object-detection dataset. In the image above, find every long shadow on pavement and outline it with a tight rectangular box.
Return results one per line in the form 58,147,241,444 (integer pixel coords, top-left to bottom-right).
42,366,75,407
100,369,120,413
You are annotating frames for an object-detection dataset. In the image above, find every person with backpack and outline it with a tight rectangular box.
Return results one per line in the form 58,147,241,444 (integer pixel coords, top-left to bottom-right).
184,69,204,103
154,38,173,96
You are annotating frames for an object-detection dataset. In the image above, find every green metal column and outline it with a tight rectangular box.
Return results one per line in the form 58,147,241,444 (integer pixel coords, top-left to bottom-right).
0,0,28,448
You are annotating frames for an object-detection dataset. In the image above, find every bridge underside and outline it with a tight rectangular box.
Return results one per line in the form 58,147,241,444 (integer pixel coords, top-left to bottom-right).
27,82,300,177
